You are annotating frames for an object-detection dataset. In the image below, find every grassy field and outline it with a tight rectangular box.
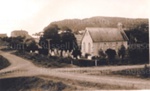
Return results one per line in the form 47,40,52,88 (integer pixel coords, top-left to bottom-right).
0,55,10,70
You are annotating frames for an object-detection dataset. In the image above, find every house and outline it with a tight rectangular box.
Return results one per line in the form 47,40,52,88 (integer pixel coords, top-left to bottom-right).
81,23,128,56
0,34,7,38
75,34,83,47
11,30,32,39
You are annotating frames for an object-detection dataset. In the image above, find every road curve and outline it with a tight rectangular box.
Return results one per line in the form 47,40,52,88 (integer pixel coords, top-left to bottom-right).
0,51,150,89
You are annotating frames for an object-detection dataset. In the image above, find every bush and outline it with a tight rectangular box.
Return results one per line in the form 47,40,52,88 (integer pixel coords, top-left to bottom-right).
0,77,66,91
0,55,10,70
141,64,150,78
12,51,74,68
85,53,90,58
98,58,108,65
128,45,149,64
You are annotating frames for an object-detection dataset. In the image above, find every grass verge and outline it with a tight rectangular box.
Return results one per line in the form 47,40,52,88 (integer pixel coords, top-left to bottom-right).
12,51,76,68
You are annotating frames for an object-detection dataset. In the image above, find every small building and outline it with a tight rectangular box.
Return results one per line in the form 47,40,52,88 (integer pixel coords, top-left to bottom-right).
11,30,32,39
0,34,7,38
81,23,128,56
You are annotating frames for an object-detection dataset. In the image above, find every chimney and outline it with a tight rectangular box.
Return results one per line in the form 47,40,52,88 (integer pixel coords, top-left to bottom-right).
117,22,123,30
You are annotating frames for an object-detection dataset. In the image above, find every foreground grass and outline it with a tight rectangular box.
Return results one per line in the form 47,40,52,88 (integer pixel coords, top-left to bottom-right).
0,55,10,70
0,77,69,91
0,76,136,91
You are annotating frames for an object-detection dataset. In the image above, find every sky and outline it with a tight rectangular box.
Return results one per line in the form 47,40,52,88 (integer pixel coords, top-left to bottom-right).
0,0,149,36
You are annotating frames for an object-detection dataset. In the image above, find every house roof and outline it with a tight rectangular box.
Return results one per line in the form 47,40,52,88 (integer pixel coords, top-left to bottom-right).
0,34,7,38
11,30,28,33
11,30,32,39
86,27,128,42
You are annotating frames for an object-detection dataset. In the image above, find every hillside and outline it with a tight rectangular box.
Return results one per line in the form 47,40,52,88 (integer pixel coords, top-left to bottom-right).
49,16,148,32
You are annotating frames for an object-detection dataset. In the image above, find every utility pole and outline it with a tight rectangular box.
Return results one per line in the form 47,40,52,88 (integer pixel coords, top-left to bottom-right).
46,39,51,55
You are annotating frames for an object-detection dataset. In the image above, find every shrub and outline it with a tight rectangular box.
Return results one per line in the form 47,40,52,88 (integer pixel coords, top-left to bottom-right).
105,49,116,64
85,53,90,58
0,55,10,70
141,64,150,78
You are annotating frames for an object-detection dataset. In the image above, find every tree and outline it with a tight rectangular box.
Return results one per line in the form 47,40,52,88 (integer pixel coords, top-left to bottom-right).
61,26,72,32
39,25,78,56
25,39,38,52
59,27,78,57
98,49,106,58
5,36,25,50
39,24,60,55
118,45,126,60
105,49,116,64
125,23,149,64
72,49,81,59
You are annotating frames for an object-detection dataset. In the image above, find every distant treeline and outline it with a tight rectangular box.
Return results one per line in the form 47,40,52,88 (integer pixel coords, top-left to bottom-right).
48,16,148,33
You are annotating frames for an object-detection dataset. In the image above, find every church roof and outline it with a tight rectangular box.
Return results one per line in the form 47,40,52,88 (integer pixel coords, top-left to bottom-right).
85,27,128,42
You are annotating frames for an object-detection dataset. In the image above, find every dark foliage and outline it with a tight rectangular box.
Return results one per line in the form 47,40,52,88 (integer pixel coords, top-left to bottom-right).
98,49,106,58
125,23,149,64
39,24,78,55
118,45,126,60
0,77,66,91
105,49,116,64
25,39,38,52
0,55,10,70
72,49,81,59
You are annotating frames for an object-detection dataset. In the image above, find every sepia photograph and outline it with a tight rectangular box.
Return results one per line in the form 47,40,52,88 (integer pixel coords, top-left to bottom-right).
0,0,149,91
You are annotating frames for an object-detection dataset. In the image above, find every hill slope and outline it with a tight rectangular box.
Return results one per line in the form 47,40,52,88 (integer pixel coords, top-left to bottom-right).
49,16,148,32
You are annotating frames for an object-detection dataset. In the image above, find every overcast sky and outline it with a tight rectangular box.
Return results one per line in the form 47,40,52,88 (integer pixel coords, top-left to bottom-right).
0,0,149,36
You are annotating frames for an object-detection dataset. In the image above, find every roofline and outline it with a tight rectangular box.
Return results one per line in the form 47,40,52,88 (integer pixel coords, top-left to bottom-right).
80,29,94,44
120,29,129,41
81,27,129,43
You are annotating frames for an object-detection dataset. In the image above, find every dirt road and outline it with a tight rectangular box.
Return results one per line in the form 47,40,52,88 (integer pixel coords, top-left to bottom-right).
0,51,150,89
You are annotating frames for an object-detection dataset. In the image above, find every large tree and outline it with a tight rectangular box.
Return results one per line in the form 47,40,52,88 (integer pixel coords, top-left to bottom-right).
39,24,60,55
59,28,78,51
125,23,149,64
39,25,78,56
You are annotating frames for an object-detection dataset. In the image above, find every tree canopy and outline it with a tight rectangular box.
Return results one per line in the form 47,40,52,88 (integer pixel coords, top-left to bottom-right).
39,24,78,55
